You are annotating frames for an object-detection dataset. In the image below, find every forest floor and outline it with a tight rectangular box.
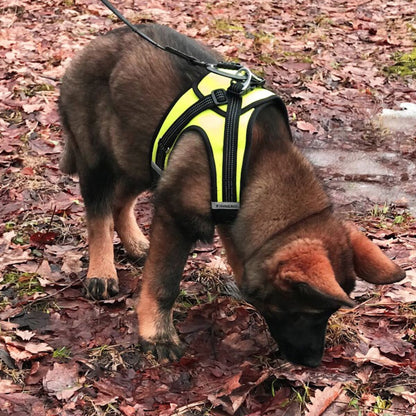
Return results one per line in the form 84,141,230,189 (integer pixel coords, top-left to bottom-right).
1,0,416,415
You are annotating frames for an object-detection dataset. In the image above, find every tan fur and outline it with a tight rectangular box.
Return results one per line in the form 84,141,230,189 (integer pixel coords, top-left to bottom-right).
86,216,118,298
136,287,161,339
113,194,149,259
346,223,405,284
59,24,405,366
267,238,354,306
217,225,244,284
232,139,330,259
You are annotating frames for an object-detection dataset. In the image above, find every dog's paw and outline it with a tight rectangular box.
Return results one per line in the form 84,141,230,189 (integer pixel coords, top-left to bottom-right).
140,339,184,363
127,251,148,267
85,277,119,299
124,239,149,265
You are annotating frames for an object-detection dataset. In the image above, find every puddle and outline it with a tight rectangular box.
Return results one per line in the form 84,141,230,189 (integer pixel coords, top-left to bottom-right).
303,149,416,215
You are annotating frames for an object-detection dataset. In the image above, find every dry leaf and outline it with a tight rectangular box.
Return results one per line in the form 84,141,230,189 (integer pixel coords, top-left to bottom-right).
24,342,53,354
354,347,399,367
15,329,35,341
61,251,83,274
297,120,318,134
0,379,21,394
43,362,82,400
305,383,342,416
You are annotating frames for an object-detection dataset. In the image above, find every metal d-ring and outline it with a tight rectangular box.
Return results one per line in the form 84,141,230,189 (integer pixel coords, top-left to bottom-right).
206,63,265,93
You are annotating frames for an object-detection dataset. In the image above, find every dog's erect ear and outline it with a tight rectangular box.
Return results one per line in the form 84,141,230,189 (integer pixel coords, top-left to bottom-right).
268,239,355,307
345,223,406,284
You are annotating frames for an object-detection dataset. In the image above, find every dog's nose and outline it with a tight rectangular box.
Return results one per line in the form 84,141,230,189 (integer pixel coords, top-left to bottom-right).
280,349,323,368
301,356,322,368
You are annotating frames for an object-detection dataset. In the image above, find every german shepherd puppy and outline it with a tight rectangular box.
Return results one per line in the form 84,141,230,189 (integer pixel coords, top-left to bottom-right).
59,24,405,367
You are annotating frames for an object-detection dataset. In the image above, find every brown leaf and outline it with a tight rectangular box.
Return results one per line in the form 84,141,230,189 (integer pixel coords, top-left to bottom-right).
0,393,46,415
30,231,57,245
6,345,33,362
297,120,318,134
61,251,83,274
15,329,35,341
305,383,342,416
43,362,82,400
0,379,21,394
24,342,53,354
354,347,399,367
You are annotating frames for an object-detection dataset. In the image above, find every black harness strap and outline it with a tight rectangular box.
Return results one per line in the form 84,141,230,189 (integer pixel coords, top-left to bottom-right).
223,91,242,204
154,89,228,172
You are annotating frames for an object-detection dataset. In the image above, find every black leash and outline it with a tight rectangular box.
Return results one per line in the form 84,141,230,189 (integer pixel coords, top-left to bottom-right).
99,0,265,93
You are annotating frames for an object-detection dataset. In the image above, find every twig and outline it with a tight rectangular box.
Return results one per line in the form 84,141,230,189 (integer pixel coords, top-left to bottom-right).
172,401,207,415
22,276,84,308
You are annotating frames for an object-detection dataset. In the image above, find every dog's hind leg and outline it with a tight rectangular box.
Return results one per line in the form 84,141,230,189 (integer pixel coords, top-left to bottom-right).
79,158,119,299
113,185,149,264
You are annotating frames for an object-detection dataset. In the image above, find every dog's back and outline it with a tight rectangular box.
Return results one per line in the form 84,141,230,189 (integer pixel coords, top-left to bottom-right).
59,24,219,181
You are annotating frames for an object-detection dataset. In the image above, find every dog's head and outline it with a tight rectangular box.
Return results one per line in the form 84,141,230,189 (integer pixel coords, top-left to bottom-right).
242,223,405,367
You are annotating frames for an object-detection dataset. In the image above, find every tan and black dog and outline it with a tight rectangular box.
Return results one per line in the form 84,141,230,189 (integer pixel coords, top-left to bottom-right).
59,24,405,367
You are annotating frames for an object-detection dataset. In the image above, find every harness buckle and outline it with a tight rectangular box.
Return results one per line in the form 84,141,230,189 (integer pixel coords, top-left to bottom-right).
211,89,228,106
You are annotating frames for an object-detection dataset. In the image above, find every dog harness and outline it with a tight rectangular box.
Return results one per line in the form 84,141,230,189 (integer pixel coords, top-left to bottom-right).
151,70,290,223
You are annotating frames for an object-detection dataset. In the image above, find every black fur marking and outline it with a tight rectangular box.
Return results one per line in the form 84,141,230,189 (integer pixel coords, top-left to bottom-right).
78,156,117,217
86,277,119,299
140,339,184,362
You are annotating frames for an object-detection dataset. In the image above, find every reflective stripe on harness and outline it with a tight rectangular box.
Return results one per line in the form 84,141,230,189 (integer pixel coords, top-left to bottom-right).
151,71,289,223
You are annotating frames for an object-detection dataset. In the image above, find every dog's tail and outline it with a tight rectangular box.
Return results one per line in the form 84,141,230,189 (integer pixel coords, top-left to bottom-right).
59,138,77,175
58,97,78,175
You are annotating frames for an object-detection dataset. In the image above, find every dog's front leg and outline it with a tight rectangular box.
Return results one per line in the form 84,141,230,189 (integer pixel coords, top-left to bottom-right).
136,206,192,361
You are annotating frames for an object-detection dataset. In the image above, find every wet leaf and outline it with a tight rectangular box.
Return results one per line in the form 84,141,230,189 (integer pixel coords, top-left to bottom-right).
0,0,415,414
305,383,342,416
30,231,57,245
354,347,400,367
43,362,83,400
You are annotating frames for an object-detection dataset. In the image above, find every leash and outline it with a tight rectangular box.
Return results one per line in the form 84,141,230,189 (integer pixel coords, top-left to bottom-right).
99,0,275,223
99,0,265,94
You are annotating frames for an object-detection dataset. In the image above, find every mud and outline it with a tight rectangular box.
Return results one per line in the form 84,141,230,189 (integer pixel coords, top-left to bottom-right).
303,147,416,215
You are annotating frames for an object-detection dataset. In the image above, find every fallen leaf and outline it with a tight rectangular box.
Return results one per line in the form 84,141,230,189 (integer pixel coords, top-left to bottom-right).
305,383,343,416
21,166,34,176
15,329,35,341
354,347,399,367
0,379,21,394
61,251,83,274
22,103,43,113
30,231,57,245
6,345,33,362
43,362,82,400
297,120,318,134
0,247,31,272
24,342,53,354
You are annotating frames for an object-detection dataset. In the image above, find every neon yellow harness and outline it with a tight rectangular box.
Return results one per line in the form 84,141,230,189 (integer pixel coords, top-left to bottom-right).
151,71,289,223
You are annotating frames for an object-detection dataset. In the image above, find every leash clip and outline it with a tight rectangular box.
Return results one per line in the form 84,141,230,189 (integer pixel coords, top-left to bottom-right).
207,63,265,94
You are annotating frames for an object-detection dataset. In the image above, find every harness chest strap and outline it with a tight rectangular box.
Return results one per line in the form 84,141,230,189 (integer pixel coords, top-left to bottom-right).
151,71,290,223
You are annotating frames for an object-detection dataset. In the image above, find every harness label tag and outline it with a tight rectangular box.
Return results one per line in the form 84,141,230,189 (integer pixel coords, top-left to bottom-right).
211,202,240,210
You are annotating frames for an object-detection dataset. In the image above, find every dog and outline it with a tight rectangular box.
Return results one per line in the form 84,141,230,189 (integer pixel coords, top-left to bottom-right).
59,23,405,367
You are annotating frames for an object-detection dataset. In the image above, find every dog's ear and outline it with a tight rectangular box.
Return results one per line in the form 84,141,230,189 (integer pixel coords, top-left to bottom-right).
268,239,354,307
345,223,405,284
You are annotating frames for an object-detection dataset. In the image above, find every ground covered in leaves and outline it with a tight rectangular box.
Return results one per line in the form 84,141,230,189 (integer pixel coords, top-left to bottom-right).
1,0,416,415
